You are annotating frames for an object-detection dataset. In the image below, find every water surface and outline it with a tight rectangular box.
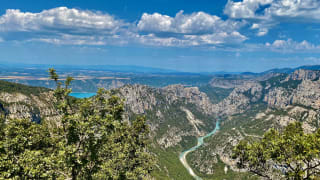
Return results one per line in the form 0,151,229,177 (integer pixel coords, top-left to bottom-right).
69,92,96,98
179,120,220,180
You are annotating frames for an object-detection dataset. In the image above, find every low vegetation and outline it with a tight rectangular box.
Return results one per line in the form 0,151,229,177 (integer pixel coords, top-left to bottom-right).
0,80,49,96
199,85,233,104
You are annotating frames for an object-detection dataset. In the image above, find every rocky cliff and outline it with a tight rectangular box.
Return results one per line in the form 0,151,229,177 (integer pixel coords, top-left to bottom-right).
115,84,217,148
188,69,320,177
0,81,59,123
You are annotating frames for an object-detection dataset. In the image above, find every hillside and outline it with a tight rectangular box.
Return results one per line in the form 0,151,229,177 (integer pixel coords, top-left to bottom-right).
1,69,320,179
113,84,218,179
0,80,50,96
0,80,58,123
187,69,320,179
114,69,320,179
112,69,320,179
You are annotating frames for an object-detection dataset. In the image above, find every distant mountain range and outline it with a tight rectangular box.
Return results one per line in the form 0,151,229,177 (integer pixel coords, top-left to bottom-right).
245,65,320,75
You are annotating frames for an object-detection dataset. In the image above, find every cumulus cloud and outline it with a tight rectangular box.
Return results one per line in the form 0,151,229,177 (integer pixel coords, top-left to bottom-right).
224,0,320,36
265,39,320,52
136,11,247,46
0,8,248,47
138,10,243,35
224,0,273,19
0,7,127,45
0,7,122,32
250,23,269,36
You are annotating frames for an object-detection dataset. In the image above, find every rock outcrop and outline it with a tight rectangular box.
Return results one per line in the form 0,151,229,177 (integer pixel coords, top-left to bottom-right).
0,91,59,123
116,84,217,149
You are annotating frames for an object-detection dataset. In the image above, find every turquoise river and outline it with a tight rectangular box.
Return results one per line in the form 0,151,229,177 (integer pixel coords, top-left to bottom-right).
179,120,220,180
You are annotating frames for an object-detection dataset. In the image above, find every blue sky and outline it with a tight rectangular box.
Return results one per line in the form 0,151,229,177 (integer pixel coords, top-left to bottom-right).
1,0,320,72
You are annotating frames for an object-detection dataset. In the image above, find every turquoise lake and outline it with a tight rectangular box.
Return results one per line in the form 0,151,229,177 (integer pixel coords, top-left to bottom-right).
69,92,96,98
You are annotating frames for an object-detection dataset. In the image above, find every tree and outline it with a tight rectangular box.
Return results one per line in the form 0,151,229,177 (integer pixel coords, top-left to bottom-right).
0,69,155,179
48,68,155,179
232,122,320,180
0,118,58,179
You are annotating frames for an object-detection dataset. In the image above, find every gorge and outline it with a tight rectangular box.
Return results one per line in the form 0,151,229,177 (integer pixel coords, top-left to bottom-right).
1,67,320,179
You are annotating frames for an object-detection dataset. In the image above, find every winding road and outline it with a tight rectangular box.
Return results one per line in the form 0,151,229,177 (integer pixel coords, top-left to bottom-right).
179,120,220,180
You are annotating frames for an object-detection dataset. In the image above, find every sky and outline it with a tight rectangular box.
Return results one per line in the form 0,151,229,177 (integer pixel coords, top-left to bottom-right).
1,0,320,72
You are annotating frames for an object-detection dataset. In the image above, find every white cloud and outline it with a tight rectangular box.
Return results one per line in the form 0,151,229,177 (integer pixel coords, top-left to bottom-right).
136,11,247,47
137,13,173,33
224,0,320,36
0,8,247,47
0,7,127,45
256,29,268,36
265,39,320,52
224,0,273,19
225,0,320,21
0,7,123,32
138,10,243,35
250,23,268,36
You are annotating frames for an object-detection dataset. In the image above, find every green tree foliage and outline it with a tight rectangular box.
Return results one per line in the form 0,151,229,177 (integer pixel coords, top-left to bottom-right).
232,122,320,179
0,118,58,179
0,68,155,179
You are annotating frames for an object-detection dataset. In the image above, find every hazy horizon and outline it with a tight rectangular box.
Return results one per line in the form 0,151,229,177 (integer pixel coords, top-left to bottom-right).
0,61,317,74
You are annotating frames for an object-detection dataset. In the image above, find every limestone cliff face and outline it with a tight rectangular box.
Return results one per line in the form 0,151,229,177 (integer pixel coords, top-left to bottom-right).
117,84,215,117
263,87,291,108
118,85,157,114
292,80,320,109
211,70,320,116
0,91,59,123
286,69,320,81
212,81,262,116
264,71,320,109
116,84,217,148
207,70,320,117
162,85,213,115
